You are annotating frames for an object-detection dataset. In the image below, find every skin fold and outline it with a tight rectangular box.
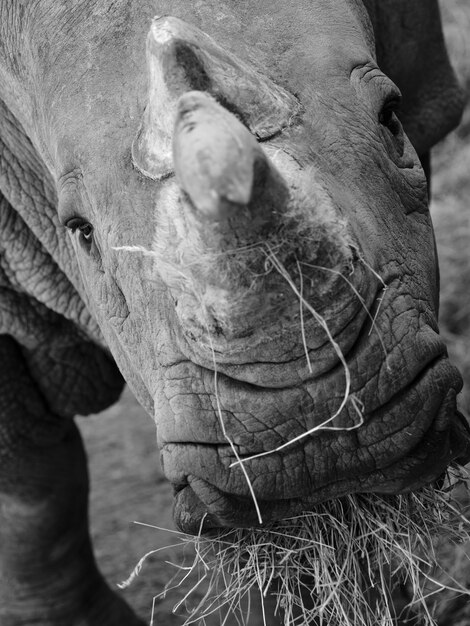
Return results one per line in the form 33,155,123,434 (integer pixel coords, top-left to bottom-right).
0,0,467,623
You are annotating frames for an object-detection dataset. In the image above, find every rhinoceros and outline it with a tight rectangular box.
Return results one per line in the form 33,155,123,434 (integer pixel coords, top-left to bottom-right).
0,0,468,624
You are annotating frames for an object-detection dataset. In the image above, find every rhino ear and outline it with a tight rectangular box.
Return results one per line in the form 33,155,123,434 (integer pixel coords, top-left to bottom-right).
365,0,465,156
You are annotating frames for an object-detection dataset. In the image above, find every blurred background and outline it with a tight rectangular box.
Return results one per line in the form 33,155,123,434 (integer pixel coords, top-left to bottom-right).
433,0,470,415
77,2,470,623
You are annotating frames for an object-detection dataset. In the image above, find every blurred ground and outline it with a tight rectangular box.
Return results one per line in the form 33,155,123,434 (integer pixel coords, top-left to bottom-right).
77,390,180,625
77,2,470,624
433,0,470,414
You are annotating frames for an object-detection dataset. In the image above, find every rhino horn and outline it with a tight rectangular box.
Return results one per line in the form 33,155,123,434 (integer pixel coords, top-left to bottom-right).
152,92,294,341
132,15,301,181
173,91,288,226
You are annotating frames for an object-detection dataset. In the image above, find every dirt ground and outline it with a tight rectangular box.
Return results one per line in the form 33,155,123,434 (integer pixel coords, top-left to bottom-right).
77,3,470,624
77,389,190,625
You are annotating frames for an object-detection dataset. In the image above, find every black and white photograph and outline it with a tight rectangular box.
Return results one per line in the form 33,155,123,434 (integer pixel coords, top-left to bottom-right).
0,1,469,624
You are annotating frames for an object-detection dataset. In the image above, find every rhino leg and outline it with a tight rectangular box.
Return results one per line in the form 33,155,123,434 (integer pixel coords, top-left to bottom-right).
0,335,143,626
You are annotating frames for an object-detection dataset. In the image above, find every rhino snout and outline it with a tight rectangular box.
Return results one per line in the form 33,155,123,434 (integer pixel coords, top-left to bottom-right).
130,15,363,355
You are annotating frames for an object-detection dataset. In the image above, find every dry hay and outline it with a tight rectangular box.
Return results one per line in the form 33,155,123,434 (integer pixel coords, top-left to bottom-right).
120,467,470,626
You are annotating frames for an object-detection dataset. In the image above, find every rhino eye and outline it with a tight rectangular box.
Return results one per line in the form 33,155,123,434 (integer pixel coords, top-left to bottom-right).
379,95,406,160
379,97,401,136
66,218,94,250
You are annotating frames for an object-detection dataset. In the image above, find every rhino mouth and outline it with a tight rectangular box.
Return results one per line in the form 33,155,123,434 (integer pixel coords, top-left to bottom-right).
157,273,470,534
171,413,469,536
163,352,469,535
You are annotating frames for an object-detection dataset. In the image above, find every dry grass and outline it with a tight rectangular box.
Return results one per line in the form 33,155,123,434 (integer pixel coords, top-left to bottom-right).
121,468,470,626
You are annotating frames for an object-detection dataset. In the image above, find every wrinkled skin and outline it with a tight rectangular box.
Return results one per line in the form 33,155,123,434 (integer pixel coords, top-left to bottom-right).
0,0,468,624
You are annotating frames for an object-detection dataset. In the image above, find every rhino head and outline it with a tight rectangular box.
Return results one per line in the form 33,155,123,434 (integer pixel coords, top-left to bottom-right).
1,0,468,535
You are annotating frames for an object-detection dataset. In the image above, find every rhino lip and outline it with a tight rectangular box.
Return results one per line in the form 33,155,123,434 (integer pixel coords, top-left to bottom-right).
173,478,297,534
166,355,467,535
172,407,467,537
173,484,219,535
